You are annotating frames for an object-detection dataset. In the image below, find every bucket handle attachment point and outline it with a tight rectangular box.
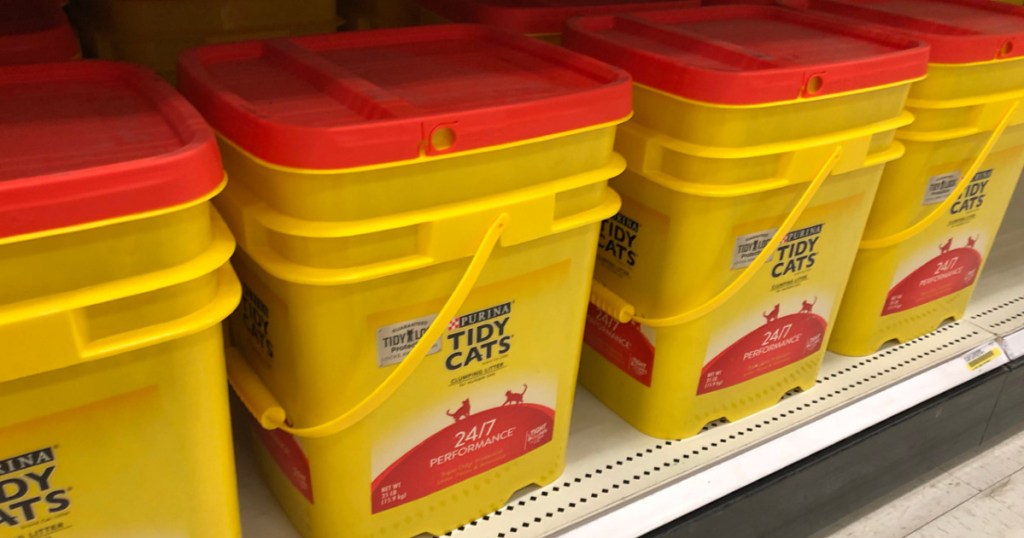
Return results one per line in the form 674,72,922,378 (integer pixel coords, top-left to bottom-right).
804,73,825,97
429,124,457,153
860,100,1019,250
227,213,510,438
592,146,842,327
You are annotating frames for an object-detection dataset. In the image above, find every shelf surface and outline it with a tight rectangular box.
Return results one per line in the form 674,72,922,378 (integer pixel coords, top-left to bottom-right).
238,185,1024,538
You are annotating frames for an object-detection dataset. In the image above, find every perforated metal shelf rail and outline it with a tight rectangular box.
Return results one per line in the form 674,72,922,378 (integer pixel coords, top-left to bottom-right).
238,187,1024,538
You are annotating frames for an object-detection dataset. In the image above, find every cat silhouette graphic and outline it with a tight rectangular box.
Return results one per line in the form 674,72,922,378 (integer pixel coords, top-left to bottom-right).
446,399,470,422
939,237,953,254
502,385,527,406
763,304,780,324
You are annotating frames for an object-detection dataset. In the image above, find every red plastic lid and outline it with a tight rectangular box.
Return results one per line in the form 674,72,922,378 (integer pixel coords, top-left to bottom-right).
562,6,930,105
0,0,80,65
176,24,633,170
0,61,224,239
777,0,1024,64
415,0,700,35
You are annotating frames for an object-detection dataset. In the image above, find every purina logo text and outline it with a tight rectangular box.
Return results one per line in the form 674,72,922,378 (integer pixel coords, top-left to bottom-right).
772,224,822,278
446,302,513,370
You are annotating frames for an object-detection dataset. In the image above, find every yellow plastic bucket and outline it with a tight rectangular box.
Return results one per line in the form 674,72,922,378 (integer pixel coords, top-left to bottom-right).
564,6,929,439
0,0,80,65
0,62,242,537
414,0,700,43
223,182,618,537
340,0,421,29
69,0,338,34
0,228,241,538
76,21,340,82
178,26,632,537
68,0,340,81
792,0,1024,356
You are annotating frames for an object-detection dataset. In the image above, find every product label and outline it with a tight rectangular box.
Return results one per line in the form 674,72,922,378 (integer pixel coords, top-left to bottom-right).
922,169,991,209
583,303,655,386
597,212,641,278
922,172,959,205
371,290,558,514
883,233,983,316
948,169,991,216
700,222,832,395
769,224,822,279
2,385,208,536
376,314,442,367
251,419,312,503
443,302,513,374
371,396,553,513
883,167,995,315
732,229,776,270
699,300,827,394
0,447,72,534
962,344,1003,372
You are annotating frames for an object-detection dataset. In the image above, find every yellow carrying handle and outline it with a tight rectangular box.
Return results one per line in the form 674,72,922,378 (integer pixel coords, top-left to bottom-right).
592,147,842,327
860,101,1020,250
227,213,510,438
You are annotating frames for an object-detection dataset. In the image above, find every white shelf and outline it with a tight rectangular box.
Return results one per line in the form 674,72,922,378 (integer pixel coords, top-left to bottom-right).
238,188,1024,538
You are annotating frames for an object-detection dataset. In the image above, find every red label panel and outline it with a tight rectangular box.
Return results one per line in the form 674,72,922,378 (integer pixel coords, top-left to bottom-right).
583,303,654,386
883,246,982,315
699,312,827,395
371,403,554,513
252,417,314,503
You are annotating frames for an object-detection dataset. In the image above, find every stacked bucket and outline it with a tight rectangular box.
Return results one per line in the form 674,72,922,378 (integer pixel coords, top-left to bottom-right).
563,5,931,439
339,0,420,29
66,0,340,81
789,0,1024,356
415,0,700,42
0,0,80,64
177,26,632,537
4,2,1022,537
0,62,240,536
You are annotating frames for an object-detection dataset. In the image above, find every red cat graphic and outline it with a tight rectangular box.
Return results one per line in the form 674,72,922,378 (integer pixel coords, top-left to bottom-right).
763,304,780,324
800,296,818,313
966,235,977,249
446,399,470,422
502,384,527,406
939,237,952,254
